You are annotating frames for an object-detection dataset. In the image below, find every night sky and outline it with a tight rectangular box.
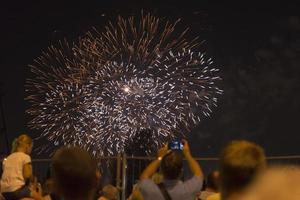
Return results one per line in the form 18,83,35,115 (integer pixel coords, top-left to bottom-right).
0,0,299,158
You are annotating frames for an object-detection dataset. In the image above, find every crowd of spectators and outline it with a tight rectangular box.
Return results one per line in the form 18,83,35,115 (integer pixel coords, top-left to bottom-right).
0,134,299,200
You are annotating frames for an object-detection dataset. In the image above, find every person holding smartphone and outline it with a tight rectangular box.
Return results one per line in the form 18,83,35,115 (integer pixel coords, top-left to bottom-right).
138,139,204,200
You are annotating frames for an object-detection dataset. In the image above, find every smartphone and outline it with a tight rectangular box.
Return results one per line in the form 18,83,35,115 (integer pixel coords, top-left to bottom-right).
169,140,183,150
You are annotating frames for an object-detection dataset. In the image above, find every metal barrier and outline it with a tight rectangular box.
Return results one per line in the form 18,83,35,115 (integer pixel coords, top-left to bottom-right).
2,155,300,200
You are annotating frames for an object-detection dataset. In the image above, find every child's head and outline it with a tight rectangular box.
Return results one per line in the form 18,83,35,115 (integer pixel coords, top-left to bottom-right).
15,134,33,154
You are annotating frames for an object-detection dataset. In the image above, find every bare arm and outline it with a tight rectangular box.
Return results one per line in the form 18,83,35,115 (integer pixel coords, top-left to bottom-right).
182,140,203,178
23,163,33,181
140,145,170,180
24,164,44,200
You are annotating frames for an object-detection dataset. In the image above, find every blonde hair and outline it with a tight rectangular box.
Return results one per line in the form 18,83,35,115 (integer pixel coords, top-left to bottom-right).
11,138,18,153
15,134,33,149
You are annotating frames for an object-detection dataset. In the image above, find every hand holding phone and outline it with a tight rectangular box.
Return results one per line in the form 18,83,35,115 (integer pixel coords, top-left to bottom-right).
168,140,183,150
181,139,191,157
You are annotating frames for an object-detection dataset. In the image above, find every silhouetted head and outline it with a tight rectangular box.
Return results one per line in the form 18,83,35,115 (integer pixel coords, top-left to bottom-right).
219,140,266,199
161,151,183,180
14,134,33,154
206,170,220,192
52,147,98,200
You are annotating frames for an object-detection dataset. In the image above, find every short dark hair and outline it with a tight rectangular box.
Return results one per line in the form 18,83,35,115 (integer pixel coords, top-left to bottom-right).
52,147,97,199
161,151,183,180
219,140,266,199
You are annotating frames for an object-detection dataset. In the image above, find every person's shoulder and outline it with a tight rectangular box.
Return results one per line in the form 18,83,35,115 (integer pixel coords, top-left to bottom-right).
4,152,20,160
138,178,156,187
199,191,216,200
12,152,31,162
206,193,221,200
15,152,31,158
191,175,204,181
138,178,160,193
41,194,52,200
98,196,108,200
180,176,203,195
184,175,203,184
138,179,164,200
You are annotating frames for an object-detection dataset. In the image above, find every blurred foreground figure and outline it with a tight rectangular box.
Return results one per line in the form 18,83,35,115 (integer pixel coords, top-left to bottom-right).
52,147,100,200
241,166,300,200
208,140,266,200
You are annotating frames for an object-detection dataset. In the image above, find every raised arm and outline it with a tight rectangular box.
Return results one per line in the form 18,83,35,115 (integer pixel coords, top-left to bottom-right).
140,145,170,180
182,139,203,178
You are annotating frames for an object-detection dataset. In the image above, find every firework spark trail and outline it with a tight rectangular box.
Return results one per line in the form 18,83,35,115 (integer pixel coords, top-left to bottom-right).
26,13,223,156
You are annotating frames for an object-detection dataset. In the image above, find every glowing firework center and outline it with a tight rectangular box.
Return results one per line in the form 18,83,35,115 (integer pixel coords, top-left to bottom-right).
26,13,222,156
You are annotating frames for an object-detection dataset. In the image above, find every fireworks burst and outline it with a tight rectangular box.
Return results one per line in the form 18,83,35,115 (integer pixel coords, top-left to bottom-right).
26,13,223,156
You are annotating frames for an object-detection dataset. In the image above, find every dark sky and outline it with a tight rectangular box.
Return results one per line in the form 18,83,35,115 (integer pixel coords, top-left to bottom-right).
0,0,300,158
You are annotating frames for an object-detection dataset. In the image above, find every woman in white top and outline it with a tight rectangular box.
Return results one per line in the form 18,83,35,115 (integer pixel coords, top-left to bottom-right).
0,134,41,200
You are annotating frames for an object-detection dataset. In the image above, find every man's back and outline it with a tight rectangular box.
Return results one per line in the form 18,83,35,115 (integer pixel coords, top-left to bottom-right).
139,176,203,200
139,141,203,200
